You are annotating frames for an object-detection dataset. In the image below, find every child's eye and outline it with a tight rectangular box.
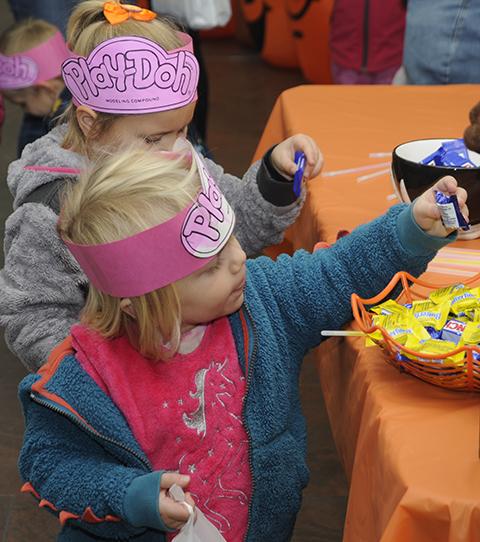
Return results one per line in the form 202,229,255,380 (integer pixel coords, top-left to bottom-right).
144,136,163,145
208,260,221,273
206,256,222,274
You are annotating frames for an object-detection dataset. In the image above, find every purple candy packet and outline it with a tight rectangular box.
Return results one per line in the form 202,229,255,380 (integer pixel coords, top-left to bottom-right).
442,139,467,153
293,151,306,197
434,190,470,231
421,139,476,168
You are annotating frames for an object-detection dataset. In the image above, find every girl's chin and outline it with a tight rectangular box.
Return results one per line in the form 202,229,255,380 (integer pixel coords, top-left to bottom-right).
230,292,244,310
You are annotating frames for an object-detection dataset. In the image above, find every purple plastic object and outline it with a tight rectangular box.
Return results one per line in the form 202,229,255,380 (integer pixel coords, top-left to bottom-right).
434,190,470,231
293,151,306,197
421,139,476,168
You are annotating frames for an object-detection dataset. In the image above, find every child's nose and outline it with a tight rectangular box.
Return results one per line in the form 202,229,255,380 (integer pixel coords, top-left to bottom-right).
172,136,190,152
230,245,246,272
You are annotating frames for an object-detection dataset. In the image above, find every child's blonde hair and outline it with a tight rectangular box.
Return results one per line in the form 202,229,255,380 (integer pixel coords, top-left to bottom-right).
0,17,58,55
58,148,200,360
0,18,62,94
62,0,184,155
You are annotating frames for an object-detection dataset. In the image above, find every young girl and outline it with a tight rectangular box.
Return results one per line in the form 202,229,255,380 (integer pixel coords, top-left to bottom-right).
18,144,465,541
0,0,321,371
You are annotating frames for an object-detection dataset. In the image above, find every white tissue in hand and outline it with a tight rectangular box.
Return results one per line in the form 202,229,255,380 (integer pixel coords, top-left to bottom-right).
169,484,227,542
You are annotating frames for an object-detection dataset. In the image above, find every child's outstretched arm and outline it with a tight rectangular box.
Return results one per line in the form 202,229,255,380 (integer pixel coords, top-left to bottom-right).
246,176,465,355
205,134,322,255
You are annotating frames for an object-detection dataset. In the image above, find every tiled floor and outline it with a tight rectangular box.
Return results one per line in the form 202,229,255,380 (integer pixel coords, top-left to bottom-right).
0,2,348,540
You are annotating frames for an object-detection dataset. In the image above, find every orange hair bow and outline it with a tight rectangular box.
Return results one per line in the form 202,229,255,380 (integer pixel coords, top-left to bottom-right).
103,2,157,25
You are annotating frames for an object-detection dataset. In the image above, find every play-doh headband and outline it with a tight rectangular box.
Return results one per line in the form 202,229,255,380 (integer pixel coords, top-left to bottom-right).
64,147,235,297
0,31,70,89
61,33,199,114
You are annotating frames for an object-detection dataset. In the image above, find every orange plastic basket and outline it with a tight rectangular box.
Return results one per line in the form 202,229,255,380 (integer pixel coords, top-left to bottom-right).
351,271,480,392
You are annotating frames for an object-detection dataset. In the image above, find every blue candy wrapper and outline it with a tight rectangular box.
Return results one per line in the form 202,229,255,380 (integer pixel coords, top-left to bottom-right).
421,139,476,168
434,190,470,231
426,326,442,339
441,319,466,344
293,151,306,197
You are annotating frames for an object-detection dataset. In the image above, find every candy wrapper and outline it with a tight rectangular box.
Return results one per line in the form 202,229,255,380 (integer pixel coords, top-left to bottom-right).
411,299,450,334
441,319,467,344
403,336,465,365
434,190,470,231
421,139,476,168
293,151,306,197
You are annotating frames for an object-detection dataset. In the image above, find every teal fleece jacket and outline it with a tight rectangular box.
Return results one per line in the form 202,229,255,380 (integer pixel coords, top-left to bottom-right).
17,204,452,541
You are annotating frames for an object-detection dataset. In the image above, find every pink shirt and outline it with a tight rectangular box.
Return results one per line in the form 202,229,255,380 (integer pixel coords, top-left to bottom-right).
72,317,252,541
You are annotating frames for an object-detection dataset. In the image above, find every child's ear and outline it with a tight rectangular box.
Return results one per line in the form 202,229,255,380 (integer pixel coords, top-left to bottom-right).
120,298,136,319
76,105,98,138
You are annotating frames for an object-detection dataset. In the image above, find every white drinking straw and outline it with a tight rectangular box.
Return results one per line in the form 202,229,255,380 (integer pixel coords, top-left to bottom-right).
321,330,365,337
357,168,390,183
369,152,391,158
322,161,390,178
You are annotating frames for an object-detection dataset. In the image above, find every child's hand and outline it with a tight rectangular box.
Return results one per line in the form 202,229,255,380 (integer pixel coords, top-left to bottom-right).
412,176,469,237
270,134,323,180
158,472,195,530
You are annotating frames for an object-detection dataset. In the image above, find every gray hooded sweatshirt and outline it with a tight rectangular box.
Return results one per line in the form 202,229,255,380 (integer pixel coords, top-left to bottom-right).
0,124,304,370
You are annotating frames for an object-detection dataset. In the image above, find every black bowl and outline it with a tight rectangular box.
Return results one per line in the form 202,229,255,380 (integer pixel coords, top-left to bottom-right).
391,138,480,235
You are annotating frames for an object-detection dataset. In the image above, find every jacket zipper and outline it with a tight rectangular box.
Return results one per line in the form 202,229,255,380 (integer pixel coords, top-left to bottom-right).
30,392,151,471
242,304,258,542
362,0,370,72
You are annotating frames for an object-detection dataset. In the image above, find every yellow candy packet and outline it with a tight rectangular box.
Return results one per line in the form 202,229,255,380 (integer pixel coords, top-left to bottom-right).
411,300,450,331
364,314,387,346
462,322,480,345
449,287,480,315
464,308,480,321
404,336,465,364
429,283,465,304
365,312,431,347
369,299,409,316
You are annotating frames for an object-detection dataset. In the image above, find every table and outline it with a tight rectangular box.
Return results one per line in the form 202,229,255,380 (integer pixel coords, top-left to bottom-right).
254,85,480,542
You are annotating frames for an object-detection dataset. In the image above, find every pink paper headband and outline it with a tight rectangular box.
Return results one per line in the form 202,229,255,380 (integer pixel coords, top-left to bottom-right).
61,33,199,114
0,31,70,89
64,148,235,297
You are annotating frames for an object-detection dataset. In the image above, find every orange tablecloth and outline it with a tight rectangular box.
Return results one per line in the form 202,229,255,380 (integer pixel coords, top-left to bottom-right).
254,85,480,542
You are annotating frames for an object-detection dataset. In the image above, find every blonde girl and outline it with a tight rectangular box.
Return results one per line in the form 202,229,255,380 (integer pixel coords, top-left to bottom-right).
18,145,464,541
0,0,322,370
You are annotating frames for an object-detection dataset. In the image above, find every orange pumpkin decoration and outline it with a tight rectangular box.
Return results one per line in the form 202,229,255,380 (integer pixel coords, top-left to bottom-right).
261,0,299,68
240,0,267,50
286,0,334,83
